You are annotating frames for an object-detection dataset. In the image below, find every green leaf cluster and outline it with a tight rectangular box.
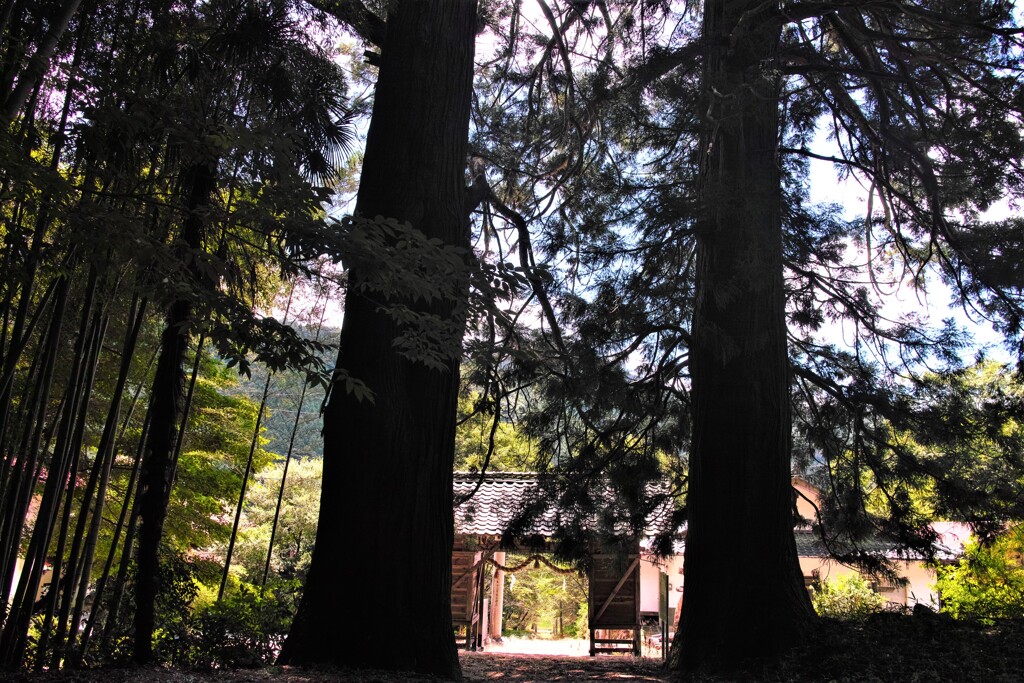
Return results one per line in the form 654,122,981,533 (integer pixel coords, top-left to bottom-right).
164,357,275,565
936,527,1024,624
227,457,322,585
810,574,886,621
455,392,535,472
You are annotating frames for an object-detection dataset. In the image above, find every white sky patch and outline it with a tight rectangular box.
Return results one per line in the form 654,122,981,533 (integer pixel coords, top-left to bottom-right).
309,5,1018,366
805,134,1011,364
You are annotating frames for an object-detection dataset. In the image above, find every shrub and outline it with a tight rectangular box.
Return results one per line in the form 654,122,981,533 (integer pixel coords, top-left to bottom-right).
151,550,202,665
87,546,200,666
811,573,886,620
189,580,298,668
91,549,299,669
935,529,1024,624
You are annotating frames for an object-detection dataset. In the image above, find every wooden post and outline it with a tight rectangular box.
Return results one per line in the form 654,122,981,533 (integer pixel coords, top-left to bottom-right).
634,565,641,657
588,563,595,657
489,551,505,640
475,558,486,650
659,571,669,660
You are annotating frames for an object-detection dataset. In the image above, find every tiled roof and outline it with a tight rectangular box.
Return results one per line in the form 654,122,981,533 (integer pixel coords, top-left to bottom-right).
452,472,675,539
794,526,966,561
794,529,898,558
452,474,968,562
453,472,557,536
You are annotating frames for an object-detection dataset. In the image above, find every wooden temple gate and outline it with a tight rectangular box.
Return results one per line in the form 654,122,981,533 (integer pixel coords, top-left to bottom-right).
449,542,642,656
451,549,486,650
587,551,641,655
451,473,646,656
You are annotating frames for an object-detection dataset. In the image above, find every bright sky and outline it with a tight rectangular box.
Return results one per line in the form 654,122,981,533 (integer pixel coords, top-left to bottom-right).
294,2,1018,366
806,146,1012,364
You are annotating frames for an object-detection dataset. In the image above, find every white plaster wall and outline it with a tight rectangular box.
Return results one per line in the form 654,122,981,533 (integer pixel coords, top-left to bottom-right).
800,557,939,608
639,554,684,614
9,557,53,603
637,552,938,624
793,478,821,523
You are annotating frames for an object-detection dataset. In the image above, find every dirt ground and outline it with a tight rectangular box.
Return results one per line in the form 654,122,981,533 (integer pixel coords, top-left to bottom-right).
5,618,1024,683
462,652,667,682
3,653,668,683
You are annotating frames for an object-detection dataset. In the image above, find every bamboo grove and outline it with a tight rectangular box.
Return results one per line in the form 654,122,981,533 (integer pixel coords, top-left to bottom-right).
0,0,350,669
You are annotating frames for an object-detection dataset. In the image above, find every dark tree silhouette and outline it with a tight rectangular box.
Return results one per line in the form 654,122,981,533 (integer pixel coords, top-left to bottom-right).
278,0,478,678
671,0,1024,672
671,0,815,669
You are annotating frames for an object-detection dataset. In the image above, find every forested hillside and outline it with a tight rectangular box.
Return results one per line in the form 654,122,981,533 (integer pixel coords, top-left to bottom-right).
0,0,1022,679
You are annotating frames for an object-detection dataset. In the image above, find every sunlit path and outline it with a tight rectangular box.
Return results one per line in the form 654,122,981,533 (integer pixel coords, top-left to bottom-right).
461,651,668,682
482,636,590,656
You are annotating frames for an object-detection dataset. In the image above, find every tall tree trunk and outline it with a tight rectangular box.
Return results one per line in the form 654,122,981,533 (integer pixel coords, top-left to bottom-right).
132,162,214,664
131,300,190,666
100,339,188,655
36,293,105,670
0,268,90,669
0,278,67,612
670,0,815,673
48,309,108,668
278,1,477,678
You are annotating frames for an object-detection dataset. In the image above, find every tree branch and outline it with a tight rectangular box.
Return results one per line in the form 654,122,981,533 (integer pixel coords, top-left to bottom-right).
303,0,386,47
466,176,567,355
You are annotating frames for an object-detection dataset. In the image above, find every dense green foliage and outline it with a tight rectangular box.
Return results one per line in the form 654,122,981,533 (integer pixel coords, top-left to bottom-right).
61,352,291,666
95,548,298,670
936,527,1024,623
455,392,535,472
810,575,886,621
500,555,588,638
169,359,275,560
0,0,353,666
229,457,322,586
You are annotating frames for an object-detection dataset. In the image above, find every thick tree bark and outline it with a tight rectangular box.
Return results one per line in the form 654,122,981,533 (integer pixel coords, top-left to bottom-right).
278,1,477,679
132,304,190,664
671,0,815,673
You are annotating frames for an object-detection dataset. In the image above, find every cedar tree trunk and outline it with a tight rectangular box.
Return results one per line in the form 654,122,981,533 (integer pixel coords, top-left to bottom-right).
278,1,477,679
671,0,816,672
